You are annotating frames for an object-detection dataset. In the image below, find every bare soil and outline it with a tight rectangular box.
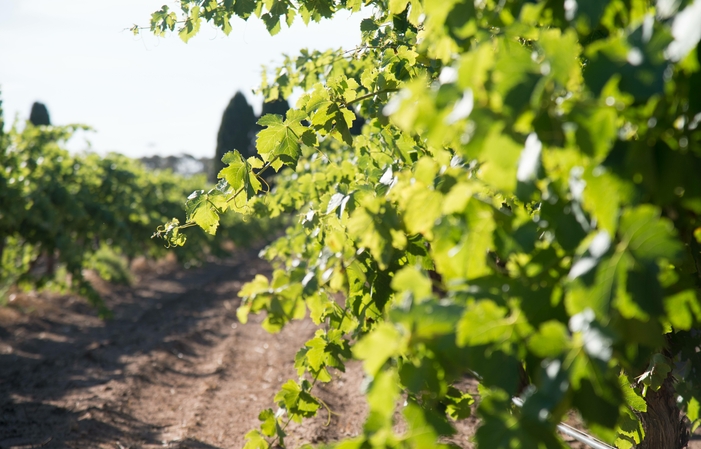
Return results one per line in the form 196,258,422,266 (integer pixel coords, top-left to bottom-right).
0,247,376,449
0,246,698,449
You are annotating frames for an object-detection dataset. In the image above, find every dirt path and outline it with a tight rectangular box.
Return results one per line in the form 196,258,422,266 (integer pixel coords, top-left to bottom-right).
0,247,370,449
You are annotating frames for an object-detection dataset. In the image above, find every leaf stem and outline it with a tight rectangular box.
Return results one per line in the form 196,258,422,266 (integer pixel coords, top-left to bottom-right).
344,88,399,107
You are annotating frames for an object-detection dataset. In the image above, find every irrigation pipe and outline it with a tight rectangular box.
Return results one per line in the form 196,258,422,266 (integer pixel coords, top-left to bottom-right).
512,397,616,449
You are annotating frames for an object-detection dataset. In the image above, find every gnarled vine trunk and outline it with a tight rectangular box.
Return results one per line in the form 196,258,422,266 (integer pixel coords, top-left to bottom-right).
639,376,690,449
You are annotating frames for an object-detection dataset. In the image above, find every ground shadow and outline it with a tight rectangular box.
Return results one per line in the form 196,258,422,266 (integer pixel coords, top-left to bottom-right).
0,246,265,448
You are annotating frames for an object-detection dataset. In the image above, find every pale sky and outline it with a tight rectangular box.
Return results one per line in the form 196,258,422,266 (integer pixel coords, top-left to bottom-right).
0,0,369,159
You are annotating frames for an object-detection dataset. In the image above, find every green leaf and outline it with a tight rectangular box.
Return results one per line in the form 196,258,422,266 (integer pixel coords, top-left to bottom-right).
258,408,277,437
400,185,443,235
432,200,495,282
185,190,220,234
158,218,187,247
636,353,671,392
615,405,645,449
619,374,646,412
620,205,683,263
571,357,623,430
441,181,475,215
237,274,271,323
389,0,409,14
457,300,513,346
458,42,494,99
583,25,670,102
391,301,463,340
307,291,334,324
572,104,617,162
178,6,202,42
582,168,623,235
527,320,570,358
142,2,701,446
538,28,580,86
353,323,404,375
402,400,455,447
365,368,400,430
664,289,701,330
234,0,257,17
688,397,700,431
390,266,433,302
360,18,378,32
261,12,282,35
474,125,522,193
256,113,303,168
568,206,682,319
445,386,474,421
626,263,664,316
219,150,262,200
492,38,539,113
243,430,268,449
347,200,405,270
274,380,319,421
311,102,354,145
305,335,327,371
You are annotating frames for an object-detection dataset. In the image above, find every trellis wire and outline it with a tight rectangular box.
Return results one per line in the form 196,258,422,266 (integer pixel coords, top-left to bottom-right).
512,397,616,449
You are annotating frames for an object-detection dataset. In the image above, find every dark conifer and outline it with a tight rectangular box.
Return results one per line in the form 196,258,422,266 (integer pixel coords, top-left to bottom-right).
260,97,290,118
29,102,51,126
0,91,4,137
211,92,256,183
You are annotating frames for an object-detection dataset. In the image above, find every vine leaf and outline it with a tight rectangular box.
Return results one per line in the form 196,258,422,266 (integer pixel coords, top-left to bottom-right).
185,190,222,234
353,323,404,375
178,6,202,42
457,300,513,346
242,429,268,449
274,380,320,422
258,409,278,437
256,113,306,168
637,353,672,394
218,150,262,200
619,205,683,263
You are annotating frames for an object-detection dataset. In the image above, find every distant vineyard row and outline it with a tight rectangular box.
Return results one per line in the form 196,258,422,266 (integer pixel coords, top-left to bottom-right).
0,102,264,315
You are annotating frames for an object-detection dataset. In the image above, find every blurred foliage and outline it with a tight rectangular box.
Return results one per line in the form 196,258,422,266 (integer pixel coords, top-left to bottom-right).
145,0,701,447
86,244,133,286
139,153,212,177
0,109,280,316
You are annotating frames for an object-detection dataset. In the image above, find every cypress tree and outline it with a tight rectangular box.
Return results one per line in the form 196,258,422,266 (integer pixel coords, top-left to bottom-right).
260,97,290,118
29,102,51,126
211,92,256,183
0,90,4,137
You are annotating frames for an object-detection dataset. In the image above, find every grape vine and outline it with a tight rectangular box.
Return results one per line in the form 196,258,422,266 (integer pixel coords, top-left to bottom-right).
146,0,701,447
0,111,263,314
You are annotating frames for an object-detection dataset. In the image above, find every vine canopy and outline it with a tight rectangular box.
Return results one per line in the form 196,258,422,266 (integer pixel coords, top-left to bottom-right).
144,0,701,448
